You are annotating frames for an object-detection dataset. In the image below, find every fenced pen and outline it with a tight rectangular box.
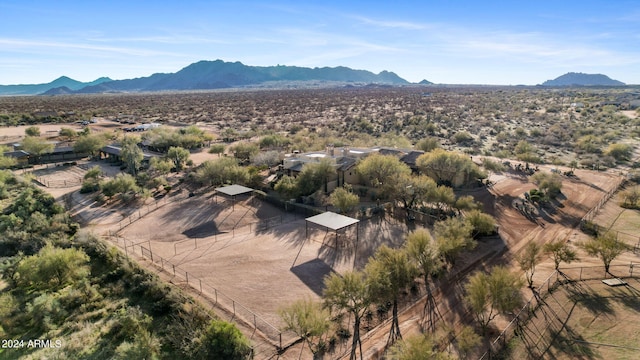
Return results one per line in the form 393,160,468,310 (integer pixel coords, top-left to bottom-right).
36,176,83,188
479,263,639,359
103,231,294,352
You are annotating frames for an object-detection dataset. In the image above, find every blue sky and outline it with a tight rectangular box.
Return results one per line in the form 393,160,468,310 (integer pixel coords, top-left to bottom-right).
2,0,639,85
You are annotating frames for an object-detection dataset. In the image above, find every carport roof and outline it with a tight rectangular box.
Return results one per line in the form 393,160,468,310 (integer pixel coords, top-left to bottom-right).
306,211,359,231
215,184,254,197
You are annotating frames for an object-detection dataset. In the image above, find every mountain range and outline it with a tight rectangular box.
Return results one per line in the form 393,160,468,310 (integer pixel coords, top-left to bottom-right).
0,60,411,96
541,72,625,86
0,76,112,96
1,62,629,96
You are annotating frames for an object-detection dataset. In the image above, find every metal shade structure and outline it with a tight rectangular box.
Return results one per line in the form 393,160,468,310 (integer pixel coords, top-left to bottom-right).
215,184,254,209
305,211,360,244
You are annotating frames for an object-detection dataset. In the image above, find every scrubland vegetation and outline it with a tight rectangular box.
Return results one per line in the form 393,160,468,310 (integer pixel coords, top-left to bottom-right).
0,171,250,359
2,87,639,171
0,85,638,359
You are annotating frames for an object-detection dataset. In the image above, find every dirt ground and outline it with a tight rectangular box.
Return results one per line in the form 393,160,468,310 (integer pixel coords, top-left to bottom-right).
508,277,640,360
117,191,415,356
350,164,629,360
24,156,634,360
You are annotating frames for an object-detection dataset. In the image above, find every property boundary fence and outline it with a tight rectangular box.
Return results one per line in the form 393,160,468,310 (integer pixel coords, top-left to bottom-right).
479,263,638,359
104,231,292,351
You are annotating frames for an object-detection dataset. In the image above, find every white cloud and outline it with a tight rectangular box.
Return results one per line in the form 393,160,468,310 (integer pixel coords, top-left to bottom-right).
351,15,429,30
0,37,182,57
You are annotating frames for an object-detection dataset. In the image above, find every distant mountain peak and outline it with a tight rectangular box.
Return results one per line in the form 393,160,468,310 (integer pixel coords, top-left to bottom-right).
72,60,410,94
0,60,410,95
0,76,113,96
542,72,625,86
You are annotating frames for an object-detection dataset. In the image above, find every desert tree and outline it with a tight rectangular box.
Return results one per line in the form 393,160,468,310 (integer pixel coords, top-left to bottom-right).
514,140,535,155
356,153,411,199
582,232,629,273
208,143,226,156
195,158,249,187
575,134,601,154
464,210,496,238
194,320,252,360
250,150,281,168
279,297,331,359
404,229,443,332
330,186,359,214
395,174,437,211
464,266,523,334
16,244,90,291
20,136,54,164
0,145,17,169
416,149,486,187
297,158,335,195
100,173,141,200
229,142,259,162
453,195,478,213
73,133,108,159
323,270,371,360
25,126,41,137
531,171,563,199
434,217,475,267
365,245,417,345
120,136,144,176
569,159,578,172
58,127,78,141
259,134,290,149
516,242,543,288
149,157,173,176
167,146,190,171
455,325,482,358
274,175,299,200
543,240,578,271
605,143,633,162
387,333,453,360
432,185,456,213
415,137,441,152
620,186,640,209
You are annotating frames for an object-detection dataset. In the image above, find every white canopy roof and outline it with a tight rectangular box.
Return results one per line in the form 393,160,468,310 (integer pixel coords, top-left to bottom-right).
305,211,359,231
215,184,254,197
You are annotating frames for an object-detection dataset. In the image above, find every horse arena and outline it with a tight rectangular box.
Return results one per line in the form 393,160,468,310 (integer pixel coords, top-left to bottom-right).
116,191,410,348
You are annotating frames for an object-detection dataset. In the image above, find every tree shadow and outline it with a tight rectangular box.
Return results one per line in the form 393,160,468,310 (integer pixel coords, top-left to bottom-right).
182,221,224,238
564,281,614,316
549,325,600,360
290,258,334,297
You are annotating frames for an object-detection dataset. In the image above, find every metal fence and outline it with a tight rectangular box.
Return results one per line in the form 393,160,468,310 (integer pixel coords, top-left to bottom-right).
104,231,295,352
115,192,190,230
479,263,638,359
36,176,83,188
580,175,624,226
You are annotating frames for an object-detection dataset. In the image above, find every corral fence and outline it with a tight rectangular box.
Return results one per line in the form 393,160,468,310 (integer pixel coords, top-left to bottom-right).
115,191,190,231
580,175,625,228
103,231,293,352
479,263,638,359
35,176,83,188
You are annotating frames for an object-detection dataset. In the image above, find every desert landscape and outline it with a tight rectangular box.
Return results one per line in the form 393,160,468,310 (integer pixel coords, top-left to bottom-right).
1,85,639,359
